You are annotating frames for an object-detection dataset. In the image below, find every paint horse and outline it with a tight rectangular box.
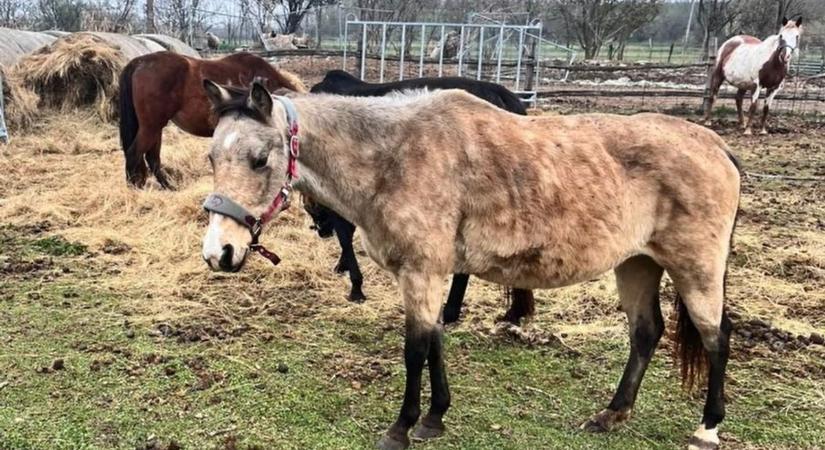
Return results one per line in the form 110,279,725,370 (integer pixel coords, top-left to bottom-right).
307,70,534,325
200,81,741,450
118,52,306,188
704,17,803,135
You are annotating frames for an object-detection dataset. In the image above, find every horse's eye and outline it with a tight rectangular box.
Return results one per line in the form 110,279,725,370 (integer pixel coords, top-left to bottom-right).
251,154,268,170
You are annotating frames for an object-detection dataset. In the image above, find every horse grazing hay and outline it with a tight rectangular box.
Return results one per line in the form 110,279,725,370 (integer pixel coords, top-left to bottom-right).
15,32,155,121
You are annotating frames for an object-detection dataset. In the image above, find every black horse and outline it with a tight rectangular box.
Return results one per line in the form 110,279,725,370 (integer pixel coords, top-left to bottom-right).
306,70,534,325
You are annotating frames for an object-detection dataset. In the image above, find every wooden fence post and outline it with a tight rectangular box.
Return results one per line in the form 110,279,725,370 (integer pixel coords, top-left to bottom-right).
667,42,675,64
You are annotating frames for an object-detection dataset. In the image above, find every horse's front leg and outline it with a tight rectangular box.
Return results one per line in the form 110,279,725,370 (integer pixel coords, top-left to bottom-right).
744,84,760,135
760,87,779,135
378,271,448,450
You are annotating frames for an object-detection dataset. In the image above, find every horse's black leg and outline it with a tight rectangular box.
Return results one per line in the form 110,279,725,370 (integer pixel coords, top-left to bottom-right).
412,326,449,441
125,137,149,188
688,311,731,450
759,88,777,134
500,288,535,325
584,255,664,432
332,217,365,302
378,322,433,450
441,274,469,324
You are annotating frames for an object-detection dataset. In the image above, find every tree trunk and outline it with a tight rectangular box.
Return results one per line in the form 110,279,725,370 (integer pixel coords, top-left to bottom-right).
146,0,155,33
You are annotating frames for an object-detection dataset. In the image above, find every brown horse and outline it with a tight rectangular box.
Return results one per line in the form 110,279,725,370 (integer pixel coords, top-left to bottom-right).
118,52,306,188
200,83,741,450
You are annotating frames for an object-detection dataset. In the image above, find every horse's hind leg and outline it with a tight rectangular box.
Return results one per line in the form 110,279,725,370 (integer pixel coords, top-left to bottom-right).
144,132,175,190
671,267,731,450
583,255,664,432
703,68,724,126
735,89,746,129
125,135,149,188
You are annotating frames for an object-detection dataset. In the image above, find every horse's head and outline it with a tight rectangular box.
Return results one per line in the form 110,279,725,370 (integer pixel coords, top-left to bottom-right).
302,195,336,239
200,79,293,272
310,70,361,94
778,16,803,63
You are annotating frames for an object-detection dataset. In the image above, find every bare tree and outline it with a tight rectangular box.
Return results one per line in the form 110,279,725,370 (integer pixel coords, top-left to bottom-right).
274,0,335,35
146,0,156,32
37,0,84,30
0,0,34,28
554,0,661,59
696,0,741,60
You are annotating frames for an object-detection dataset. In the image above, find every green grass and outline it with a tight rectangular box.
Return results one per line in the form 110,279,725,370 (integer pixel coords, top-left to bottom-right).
1,229,824,450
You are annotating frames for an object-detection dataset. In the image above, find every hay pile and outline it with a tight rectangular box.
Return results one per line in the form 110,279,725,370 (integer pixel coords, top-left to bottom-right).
1,65,39,130
14,32,145,121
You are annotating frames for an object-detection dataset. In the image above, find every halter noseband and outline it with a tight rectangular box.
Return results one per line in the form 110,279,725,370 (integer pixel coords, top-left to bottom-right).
202,96,300,266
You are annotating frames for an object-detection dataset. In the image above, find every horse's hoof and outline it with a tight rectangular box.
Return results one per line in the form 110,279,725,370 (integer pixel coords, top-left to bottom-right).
687,425,719,450
349,290,366,303
743,129,753,136
581,408,630,433
703,120,712,127
376,433,409,450
759,129,768,135
411,417,445,441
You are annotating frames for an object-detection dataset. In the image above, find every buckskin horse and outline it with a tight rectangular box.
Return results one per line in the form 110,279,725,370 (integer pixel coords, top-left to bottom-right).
118,52,306,188
703,17,803,135
307,70,534,325
199,81,740,450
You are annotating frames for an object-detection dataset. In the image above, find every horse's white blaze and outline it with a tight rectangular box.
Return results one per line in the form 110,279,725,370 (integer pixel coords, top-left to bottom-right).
222,131,238,150
689,424,719,449
202,213,225,265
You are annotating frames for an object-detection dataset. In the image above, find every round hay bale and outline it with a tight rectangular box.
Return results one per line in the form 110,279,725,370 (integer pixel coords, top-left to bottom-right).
15,32,157,121
134,34,200,58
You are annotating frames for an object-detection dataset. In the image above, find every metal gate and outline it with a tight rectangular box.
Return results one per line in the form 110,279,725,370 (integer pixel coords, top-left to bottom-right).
342,17,544,104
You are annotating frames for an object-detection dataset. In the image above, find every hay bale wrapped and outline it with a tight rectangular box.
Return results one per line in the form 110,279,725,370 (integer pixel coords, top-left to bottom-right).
134,34,200,58
14,32,157,121
0,28,57,67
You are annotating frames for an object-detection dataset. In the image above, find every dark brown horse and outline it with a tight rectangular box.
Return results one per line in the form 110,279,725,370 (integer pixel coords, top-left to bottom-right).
118,52,306,188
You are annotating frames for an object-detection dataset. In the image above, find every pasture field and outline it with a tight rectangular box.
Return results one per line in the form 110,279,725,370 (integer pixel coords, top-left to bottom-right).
0,107,823,450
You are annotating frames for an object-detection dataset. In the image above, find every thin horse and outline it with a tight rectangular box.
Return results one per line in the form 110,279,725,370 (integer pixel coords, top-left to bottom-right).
201,82,740,450
704,17,802,135
118,52,306,188
307,70,534,324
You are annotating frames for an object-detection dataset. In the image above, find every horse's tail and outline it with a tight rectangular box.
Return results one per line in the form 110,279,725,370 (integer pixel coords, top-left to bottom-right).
277,68,308,93
119,60,139,157
673,295,708,390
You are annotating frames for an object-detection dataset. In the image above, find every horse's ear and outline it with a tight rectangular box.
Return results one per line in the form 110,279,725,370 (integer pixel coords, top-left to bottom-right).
248,80,273,119
203,79,231,107
782,16,788,26
795,16,802,26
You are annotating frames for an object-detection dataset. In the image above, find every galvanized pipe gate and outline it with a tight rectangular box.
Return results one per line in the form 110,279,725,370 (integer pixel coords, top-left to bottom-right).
342,18,544,104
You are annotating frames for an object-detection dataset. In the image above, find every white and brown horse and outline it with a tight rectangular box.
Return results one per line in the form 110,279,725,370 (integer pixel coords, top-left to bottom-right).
704,17,803,134
199,82,741,450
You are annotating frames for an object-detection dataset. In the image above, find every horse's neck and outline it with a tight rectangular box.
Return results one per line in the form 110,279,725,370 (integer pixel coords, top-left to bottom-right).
290,96,402,225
